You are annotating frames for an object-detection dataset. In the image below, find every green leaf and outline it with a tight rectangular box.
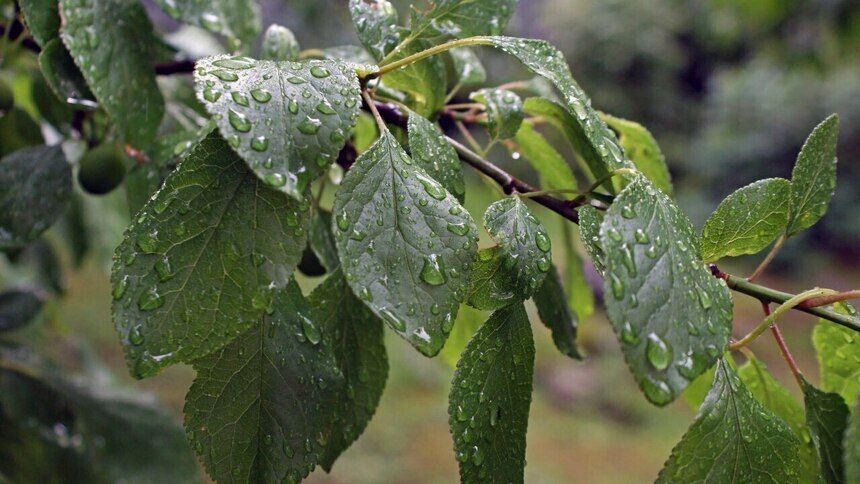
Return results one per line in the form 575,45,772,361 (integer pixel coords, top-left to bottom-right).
261,24,300,62
0,145,71,251
185,281,342,483
409,0,518,39
577,204,605,274
465,246,522,311
739,356,819,481
407,110,466,202
111,133,309,378
383,40,446,118
699,178,791,263
448,303,534,483
514,121,577,193
469,88,523,141
814,304,860,406
309,270,388,470
600,112,672,195
786,114,839,236
152,0,260,50
600,176,733,406
845,395,860,483
60,0,164,146
657,359,802,482
18,0,60,47
194,55,361,201
562,227,594,320
803,379,850,483
450,47,486,87
0,289,46,332
0,108,44,158
38,39,96,109
489,37,633,185
533,264,581,359
332,129,477,356
0,350,200,484
438,304,484,368
308,208,340,272
349,0,402,61
484,196,552,296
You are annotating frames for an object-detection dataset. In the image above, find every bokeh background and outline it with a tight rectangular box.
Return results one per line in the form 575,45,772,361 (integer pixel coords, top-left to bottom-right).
6,0,860,482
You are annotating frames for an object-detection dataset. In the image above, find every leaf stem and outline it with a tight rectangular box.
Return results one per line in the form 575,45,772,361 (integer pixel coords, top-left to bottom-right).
571,168,638,205
455,120,484,154
766,302,804,386
746,234,786,282
370,37,492,79
362,90,388,133
797,289,860,308
729,288,836,350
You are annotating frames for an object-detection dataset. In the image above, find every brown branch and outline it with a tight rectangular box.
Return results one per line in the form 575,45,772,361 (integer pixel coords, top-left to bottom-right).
797,289,860,309
154,59,196,75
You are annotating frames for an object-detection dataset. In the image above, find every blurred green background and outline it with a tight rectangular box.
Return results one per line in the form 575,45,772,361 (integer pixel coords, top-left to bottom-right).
6,0,860,482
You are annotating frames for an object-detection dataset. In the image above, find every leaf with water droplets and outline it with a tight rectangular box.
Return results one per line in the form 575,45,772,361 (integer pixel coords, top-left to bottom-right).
450,47,486,87
408,0,518,39
470,88,523,141
600,176,733,406
600,112,672,195
349,0,402,61
111,133,309,378
739,356,819,481
407,111,466,202
513,121,577,193
465,247,521,311
813,303,860,406
60,0,164,146
577,205,605,274
488,36,633,187
786,114,839,237
0,145,71,251
309,270,388,471
483,196,551,297
845,395,860,483
699,178,791,263
261,24,300,61
185,281,341,483
332,128,477,356
657,358,802,482
152,0,260,49
382,40,446,118
194,55,361,200
448,303,534,483
532,264,581,359
802,379,850,483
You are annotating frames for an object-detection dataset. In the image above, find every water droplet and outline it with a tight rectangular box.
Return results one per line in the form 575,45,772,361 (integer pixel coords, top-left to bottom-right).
620,321,639,344
129,325,144,345
228,109,251,132
634,229,650,244
155,256,174,281
380,308,406,331
251,136,269,152
698,290,712,309
642,377,674,405
250,88,271,103
298,118,321,135
645,333,672,370
621,205,635,219
202,88,221,102
301,315,322,345
420,254,446,286
607,228,622,242
211,69,238,82
231,91,249,106
316,102,336,115
310,66,331,78
535,232,551,252
610,273,625,299
263,173,286,187
336,212,350,231
113,276,129,300
446,222,469,236
138,286,165,311
416,173,446,200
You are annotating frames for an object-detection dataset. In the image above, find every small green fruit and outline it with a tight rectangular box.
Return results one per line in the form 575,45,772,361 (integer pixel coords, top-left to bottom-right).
77,144,126,195
0,78,14,113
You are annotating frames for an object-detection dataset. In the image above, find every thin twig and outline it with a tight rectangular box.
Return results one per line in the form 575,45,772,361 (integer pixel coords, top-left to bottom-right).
747,234,786,282
767,302,804,386
797,289,860,309
729,287,836,350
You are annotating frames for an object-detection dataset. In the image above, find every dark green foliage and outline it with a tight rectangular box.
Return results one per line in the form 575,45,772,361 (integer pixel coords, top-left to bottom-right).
803,379,850,483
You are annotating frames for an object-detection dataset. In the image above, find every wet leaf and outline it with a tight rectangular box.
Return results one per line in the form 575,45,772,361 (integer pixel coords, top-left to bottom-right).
601,112,672,195
184,281,342,483
410,0,518,39
657,359,802,482
0,145,71,251
803,379,850,483
483,196,551,296
532,264,581,359
450,47,486,87
349,0,402,61
261,24,300,62
577,205,605,274
383,40,446,118
111,133,308,378
194,55,361,201
152,0,260,49
37,39,96,109
448,303,533,483
470,88,523,141
332,128,477,356
845,395,860,483
465,246,521,311
18,0,60,47
786,114,839,236
600,176,733,406
310,271,388,470
813,303,860,406
60,0,164,145
513,121,577,193
699,178,791,263
407,110,466,202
